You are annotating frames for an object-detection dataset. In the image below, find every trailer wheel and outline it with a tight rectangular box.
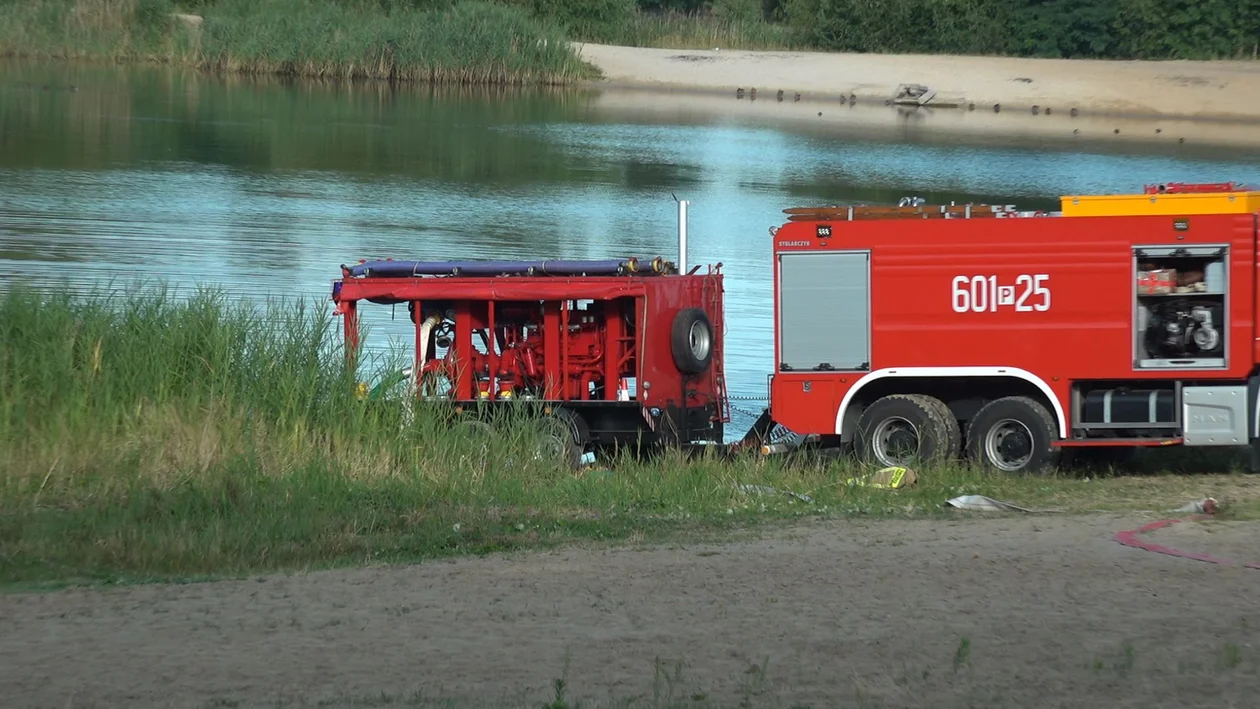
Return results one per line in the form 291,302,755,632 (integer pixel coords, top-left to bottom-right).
453,418,495,466
533,407,590,471
671,308,714,374
853,394,958,467
966,396,1059,474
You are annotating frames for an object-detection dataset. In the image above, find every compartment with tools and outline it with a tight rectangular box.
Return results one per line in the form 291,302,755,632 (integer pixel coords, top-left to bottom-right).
1133,245,1228,369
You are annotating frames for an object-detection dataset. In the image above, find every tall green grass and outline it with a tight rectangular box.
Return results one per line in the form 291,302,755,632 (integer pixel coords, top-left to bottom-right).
612,9,798,51
0,0,596,85
2,283,1256,588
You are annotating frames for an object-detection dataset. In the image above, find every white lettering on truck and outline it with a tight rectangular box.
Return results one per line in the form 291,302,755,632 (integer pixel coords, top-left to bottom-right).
951,274,1050,313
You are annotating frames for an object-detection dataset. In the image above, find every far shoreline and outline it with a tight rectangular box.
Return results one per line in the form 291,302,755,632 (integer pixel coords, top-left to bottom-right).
573,44,1260,150
6,44,1260,152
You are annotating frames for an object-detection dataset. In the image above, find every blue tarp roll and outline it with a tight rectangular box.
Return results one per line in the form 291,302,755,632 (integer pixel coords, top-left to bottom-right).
346,259,639,278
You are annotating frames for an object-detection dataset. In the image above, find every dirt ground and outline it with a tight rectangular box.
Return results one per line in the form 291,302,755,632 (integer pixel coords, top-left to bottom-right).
3,513,1259,709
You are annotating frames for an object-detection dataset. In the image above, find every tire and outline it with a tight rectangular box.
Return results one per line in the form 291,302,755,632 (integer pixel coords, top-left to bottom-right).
534,407,590,471
454,418,495,466
853,394,960,467
918,394,962,460
966,396,1060,474
671,308,714,374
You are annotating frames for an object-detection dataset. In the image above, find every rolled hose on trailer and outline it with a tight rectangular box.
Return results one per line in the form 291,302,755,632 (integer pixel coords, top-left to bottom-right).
345,258,664,278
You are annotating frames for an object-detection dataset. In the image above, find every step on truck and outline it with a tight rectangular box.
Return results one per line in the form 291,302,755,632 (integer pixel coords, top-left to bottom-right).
769,181,1260,472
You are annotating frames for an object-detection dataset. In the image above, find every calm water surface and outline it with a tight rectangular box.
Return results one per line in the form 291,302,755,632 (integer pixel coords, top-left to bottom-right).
4,61,1260,436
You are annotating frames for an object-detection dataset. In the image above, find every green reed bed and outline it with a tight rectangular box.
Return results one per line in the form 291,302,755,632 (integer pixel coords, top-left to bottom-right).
613,9,797,51
0,0,595,85
2,283,1257,588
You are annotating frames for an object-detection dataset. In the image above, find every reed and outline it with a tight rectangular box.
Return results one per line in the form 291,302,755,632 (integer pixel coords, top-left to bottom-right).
615,10,797,51
0,0,597,85
1,282,1254,587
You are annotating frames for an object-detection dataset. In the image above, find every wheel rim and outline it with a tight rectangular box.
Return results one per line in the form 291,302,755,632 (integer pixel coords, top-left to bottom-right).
871,416,919,465
532,416,576,464
983,418,1034,471
688,320,711,360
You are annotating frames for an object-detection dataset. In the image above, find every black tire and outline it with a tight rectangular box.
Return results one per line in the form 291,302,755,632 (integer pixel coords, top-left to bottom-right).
454,418,495,465
917,394,962,460
671,308,714,374
966,396,1060,474
853,393,960,467
535,407,590,471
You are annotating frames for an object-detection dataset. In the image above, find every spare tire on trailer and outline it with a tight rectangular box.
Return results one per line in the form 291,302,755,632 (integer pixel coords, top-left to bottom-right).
671,307,714,374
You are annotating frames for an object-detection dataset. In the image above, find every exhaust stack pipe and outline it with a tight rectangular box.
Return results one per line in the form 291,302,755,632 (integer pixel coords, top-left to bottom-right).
677,198,689,273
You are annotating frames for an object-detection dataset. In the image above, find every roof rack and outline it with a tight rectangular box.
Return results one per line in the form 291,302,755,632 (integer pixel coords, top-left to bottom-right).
1143,182,1253,194
342,256,678,279
782,203,1049,222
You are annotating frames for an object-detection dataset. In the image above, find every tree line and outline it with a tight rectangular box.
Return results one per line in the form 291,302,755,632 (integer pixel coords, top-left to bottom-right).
147,0,1260,60
545,0,1260,60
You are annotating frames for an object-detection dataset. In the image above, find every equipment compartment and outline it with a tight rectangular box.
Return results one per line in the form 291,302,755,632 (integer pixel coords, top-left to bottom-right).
1132,245,1228,369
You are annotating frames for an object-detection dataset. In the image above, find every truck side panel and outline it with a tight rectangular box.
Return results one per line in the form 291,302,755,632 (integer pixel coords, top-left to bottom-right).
769,212,1258,438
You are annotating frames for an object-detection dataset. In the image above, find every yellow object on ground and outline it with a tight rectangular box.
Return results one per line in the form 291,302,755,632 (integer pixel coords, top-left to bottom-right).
846,466,918,490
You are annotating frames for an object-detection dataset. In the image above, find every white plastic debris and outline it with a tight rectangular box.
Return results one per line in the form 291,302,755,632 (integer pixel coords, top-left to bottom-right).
737,483,814,504
1172,497,1218,514
946,495,1032,512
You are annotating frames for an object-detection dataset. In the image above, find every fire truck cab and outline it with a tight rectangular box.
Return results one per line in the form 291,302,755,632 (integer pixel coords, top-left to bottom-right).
768,183,1260,473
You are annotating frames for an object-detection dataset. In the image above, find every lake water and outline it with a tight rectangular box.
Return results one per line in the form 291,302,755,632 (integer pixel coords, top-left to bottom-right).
4,60,1260,438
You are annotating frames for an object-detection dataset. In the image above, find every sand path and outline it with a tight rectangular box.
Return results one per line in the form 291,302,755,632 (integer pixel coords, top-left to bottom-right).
3,513,1258,708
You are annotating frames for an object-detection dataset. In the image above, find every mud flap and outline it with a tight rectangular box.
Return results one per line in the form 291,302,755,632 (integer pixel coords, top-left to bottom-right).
1248,373,1260,474
736,408,776,448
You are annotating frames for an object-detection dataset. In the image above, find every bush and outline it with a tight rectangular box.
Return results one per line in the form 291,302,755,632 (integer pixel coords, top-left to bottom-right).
783,0,1260,59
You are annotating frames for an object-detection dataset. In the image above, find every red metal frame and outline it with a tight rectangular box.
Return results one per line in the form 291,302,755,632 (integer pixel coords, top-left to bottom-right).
332,268,729,428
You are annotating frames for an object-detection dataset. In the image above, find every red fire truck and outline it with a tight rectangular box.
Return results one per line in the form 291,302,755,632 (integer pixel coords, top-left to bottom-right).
333,184,1260,474
768,182,1260,473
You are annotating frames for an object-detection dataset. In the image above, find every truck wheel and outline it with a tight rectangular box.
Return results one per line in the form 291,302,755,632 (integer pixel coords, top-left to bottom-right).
966,396,1059,474
853,394,959,467
671,308,714,374
917,394,962,459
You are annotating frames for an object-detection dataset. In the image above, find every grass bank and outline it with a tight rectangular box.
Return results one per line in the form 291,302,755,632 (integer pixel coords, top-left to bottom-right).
0,0,595,85
2,283,1258,589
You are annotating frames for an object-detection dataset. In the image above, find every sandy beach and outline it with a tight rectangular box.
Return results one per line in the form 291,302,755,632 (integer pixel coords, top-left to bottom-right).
577,44,1260,151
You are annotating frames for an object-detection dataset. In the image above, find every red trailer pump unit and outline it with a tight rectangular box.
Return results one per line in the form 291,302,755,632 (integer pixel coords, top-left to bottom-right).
332,252,729,459
769,190,1260,472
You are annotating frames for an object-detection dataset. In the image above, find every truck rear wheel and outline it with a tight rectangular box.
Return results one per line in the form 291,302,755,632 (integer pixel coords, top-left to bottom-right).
966,396,1059,474
854,393,960,467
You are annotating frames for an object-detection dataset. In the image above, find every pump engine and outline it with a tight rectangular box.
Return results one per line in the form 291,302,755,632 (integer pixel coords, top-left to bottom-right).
1143,299,1224,358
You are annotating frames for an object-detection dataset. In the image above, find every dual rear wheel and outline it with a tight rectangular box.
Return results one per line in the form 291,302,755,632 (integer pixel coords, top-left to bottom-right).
854,394,1059,473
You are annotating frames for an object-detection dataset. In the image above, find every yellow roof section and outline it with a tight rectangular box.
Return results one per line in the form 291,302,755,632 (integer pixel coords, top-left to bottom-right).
1061,183,1259,217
